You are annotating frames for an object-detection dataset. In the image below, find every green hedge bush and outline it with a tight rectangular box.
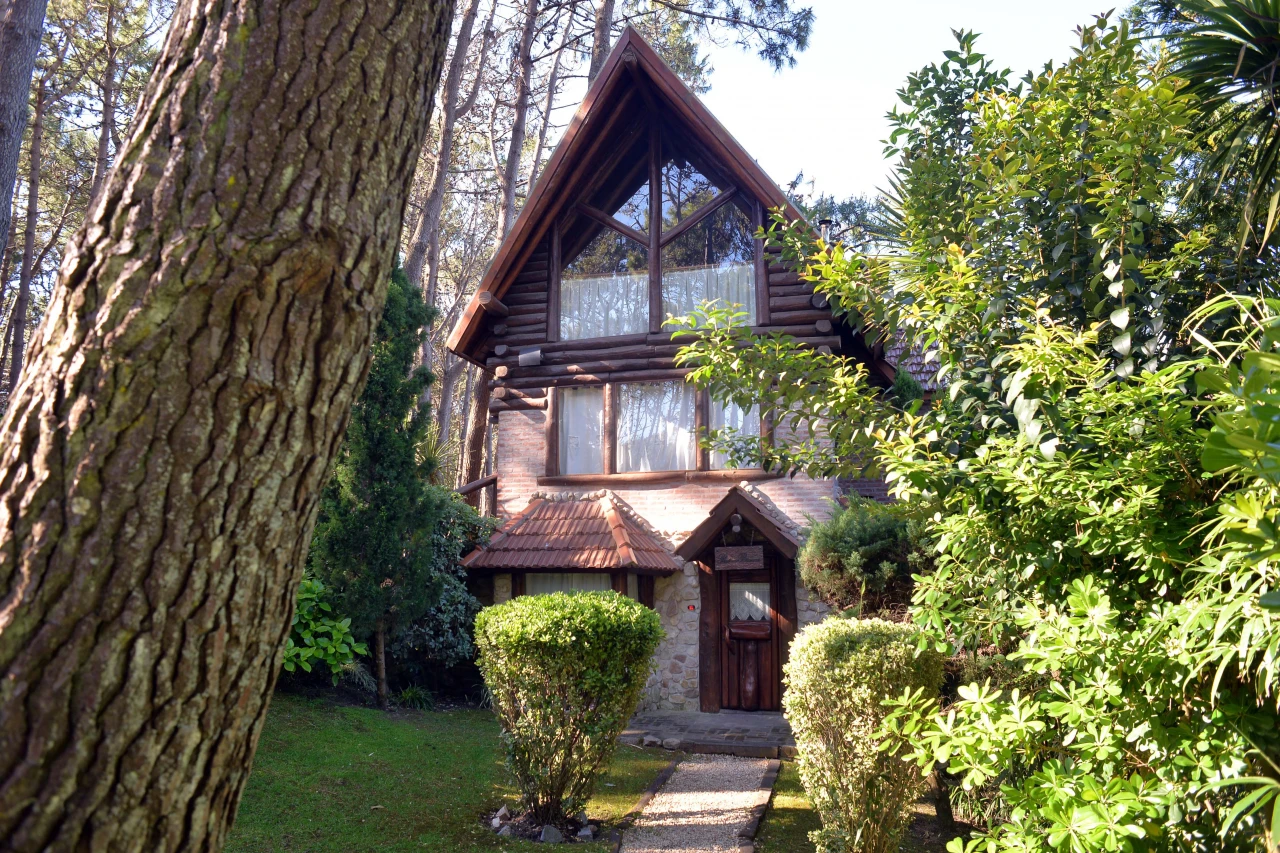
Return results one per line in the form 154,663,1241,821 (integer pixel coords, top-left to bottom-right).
474,591,663,824
798,499,922,609
783,617,944,853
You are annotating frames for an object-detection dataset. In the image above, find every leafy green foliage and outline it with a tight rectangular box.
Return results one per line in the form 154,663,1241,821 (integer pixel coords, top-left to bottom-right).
1169,0,1280,250
783,617,944,853
673,14,1280,852
797,499,916,609
474,592,663,825
308,269,490,650
282,575,367,684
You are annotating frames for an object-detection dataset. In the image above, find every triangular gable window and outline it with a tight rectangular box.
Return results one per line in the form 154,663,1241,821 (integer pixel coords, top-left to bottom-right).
555,121,758,341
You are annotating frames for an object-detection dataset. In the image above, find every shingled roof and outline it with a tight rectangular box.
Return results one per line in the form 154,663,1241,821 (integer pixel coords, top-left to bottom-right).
462,491,682,574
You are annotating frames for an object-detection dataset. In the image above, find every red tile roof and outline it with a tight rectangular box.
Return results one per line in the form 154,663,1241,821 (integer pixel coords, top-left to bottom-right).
462,491,682,574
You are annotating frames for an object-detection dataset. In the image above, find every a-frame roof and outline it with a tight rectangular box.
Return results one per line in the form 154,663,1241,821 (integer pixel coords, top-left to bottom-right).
446,26,807,364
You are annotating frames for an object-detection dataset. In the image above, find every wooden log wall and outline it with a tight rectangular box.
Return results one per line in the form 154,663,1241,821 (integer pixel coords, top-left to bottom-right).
477,235,845,414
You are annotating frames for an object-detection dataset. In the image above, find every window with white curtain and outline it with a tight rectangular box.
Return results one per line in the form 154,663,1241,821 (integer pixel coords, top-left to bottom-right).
617,381,696,473
729,582,771,621
709,399,761,470
559,387,604,475
661,202,755,324
526,573,614,595
560,229,649,340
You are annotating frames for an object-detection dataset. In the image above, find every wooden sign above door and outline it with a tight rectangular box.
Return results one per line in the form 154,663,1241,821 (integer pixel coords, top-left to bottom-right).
714,545,764,571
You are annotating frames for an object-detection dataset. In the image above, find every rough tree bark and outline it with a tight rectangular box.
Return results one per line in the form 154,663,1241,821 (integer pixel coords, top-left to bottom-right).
0,0,51,265
587,0,615,83
0,0,454,847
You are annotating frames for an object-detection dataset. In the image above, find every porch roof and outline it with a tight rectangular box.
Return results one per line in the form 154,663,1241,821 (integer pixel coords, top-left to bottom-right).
461,491,682,575
674,484,803,561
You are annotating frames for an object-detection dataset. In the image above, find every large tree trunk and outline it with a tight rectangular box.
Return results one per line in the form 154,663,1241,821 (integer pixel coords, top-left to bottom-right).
495,0,538,240
0,0,50,266
0,0,454,847
8,80,44,395
587,0,615,83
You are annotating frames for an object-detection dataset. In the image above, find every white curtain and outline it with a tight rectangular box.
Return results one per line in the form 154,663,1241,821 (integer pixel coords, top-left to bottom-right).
559,387,603,474
526,573,613,595
617,381,696,473
709,399,760,470
560,271,649,340
661,262,756,324
729,582,771,621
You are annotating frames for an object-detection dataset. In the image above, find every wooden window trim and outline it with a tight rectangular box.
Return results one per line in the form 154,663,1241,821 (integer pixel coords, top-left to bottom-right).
545,379,772,481
648,122,663,334
576,203,649,248
659,186,739,250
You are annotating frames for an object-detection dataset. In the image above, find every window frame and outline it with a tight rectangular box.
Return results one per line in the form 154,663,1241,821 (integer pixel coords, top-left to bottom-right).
548,125,770,344
543,379,773,484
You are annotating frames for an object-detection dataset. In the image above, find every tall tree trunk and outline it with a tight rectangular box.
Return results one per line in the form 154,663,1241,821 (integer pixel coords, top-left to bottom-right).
89,2,118,203
495,0,538,240
587,0,615,83
403,0,487,295
460,368,491,504
374,621,389,711
435,353,463,437
0,0,454,846
0,209,17,306
0,0,50,265
8,82,44,395
529,10,572,190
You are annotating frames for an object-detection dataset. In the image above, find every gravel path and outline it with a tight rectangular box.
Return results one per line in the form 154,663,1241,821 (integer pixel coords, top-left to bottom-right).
620,754,772,853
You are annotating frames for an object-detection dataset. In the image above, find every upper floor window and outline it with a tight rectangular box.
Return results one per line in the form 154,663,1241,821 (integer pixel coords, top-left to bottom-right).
554,380,763,477
555,134,758,342
560,229,649,341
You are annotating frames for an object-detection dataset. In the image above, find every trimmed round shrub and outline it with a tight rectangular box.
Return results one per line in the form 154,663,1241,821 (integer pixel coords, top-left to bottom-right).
474,591,663,824
783,617,944,853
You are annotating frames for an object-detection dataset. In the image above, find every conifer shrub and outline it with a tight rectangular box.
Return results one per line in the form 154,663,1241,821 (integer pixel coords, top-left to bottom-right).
783,617,944,853
474,591,663,824
798,499,919,609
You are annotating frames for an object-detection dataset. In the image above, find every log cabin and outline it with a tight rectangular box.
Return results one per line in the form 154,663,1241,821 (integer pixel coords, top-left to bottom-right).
447,28,924,713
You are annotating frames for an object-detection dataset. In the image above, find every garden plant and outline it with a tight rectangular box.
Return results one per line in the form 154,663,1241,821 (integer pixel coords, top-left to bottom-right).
474,591,663,827
783,617,944,853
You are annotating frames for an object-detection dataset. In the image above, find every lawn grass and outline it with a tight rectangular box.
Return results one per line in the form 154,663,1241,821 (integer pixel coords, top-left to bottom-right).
754,759,820,853
226,693,671,852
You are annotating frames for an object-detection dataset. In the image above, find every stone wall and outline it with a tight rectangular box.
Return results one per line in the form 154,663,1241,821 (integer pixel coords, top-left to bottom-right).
640,560,702,711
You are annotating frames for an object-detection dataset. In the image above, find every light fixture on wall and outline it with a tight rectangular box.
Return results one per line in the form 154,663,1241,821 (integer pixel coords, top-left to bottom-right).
729,512,743,534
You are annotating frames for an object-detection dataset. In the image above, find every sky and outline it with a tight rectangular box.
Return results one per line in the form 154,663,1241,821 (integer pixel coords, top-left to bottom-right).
698,0,1121,201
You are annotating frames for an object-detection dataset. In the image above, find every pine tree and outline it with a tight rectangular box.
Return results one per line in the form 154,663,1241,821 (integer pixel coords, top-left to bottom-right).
309,268,487,709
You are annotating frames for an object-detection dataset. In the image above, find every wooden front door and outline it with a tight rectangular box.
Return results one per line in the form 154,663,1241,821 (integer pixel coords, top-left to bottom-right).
719,568,779,711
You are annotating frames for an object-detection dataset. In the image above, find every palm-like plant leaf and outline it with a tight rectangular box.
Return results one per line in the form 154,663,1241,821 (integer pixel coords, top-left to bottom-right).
1171,0,1280,250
